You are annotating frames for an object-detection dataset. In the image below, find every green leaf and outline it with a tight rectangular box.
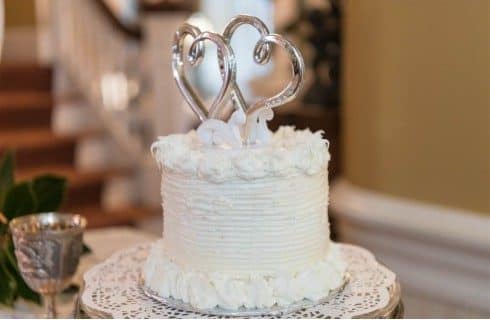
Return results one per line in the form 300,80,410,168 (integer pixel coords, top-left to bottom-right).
0,223,7,235
4,239,18,272
82,243,92,255
5,240,41,304
0,250,17,307
31,174,67,212
3,182,36,220
0,150,15,209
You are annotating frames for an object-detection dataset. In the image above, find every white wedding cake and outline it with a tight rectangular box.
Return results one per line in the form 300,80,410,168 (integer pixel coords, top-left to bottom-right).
143,126,346,310
142,15,346,311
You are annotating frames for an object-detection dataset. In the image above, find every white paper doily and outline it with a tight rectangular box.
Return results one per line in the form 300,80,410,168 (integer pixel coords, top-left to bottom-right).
80,242,399,318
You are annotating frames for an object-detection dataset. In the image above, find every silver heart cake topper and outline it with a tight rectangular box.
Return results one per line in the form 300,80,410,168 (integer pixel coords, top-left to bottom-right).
172,15,305,147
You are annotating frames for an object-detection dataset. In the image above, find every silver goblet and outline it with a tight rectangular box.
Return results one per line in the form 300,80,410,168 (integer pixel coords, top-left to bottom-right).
9,213,87,318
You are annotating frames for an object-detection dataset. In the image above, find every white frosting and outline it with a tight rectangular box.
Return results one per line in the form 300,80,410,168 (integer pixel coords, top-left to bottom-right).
161,169,329,274
151,126,330,183
146,126,345,310
143,240,346,310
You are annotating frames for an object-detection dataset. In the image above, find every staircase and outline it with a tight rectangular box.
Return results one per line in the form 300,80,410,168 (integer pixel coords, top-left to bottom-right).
0,63,156,229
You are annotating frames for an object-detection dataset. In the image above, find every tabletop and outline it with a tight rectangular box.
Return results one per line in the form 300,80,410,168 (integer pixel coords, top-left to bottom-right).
1,227,403,318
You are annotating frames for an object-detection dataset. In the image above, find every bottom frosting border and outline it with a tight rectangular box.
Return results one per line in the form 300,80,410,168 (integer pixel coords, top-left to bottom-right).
142,240,348,311
139,272,350,317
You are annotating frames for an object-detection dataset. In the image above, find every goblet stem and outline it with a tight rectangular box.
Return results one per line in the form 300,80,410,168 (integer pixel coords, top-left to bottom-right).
45,294,57,318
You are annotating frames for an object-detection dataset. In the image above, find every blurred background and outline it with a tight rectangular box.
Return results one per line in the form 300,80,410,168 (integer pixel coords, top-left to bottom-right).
0,0,488,317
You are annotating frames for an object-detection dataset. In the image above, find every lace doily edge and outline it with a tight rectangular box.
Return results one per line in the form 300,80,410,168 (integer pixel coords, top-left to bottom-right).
80,242,400,319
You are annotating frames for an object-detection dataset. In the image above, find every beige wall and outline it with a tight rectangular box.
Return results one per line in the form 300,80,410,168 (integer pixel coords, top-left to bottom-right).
342,0,489,214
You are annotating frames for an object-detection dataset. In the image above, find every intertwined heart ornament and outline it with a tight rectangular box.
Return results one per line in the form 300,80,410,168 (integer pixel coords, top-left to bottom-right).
172,15,305,146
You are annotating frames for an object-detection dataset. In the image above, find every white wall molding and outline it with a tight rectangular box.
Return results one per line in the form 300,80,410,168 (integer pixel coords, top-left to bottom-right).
331,179,489,252
330,179,490,316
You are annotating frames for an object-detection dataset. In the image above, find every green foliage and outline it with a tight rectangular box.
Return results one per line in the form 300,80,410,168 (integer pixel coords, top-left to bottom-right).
0,249,17,306
0,150,89,307
3,182,36,221
0,150,14,209
32,175,67,213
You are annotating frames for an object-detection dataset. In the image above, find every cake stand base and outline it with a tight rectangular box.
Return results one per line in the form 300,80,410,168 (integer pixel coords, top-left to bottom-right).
80,242,401,318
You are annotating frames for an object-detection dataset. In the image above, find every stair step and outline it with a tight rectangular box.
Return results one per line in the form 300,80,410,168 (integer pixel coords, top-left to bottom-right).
16,166,131,209
73,206,158,229
0,64,52,91
0,129,77,169
0,128,101,170
0,91,53,130
0,64,155,229
0,91,52,109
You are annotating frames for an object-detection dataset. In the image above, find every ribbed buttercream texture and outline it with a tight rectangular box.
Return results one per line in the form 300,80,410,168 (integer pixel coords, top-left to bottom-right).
162,170,330,274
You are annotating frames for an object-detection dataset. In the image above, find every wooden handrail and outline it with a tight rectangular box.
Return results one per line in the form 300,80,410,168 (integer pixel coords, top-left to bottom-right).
139,0,196,12
92,0,143,40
